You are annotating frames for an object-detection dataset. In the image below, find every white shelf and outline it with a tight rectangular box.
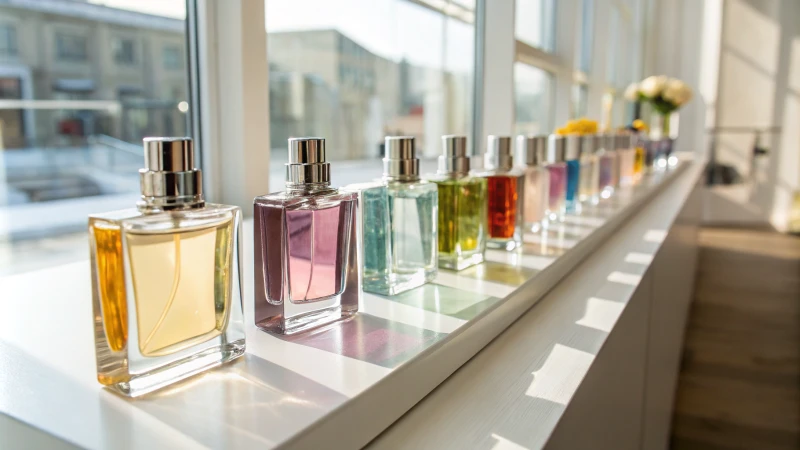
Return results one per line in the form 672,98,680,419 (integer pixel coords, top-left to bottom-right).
0,160,693,449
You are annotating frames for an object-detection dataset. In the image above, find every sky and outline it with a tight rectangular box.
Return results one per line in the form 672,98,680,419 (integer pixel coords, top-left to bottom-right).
90,0,475,73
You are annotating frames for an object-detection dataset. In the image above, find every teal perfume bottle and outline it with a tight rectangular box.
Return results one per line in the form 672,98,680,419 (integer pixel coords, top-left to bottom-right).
428,136,487,271
359,136,438,295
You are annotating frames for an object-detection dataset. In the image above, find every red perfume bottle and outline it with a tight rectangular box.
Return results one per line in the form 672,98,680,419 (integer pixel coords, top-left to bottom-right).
477,136,525,251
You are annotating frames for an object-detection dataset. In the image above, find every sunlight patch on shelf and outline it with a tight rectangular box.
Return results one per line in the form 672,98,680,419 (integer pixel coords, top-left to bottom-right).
526,344,594,405
607,271,642,286
491,434,531,450
624,252,654,265
576,297,625,333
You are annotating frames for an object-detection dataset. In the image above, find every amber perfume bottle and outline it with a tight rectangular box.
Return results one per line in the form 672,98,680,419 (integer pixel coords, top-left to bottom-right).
517,135,550,232
89,137,245,397
254,138,359,334
429,135,487,270
478,135,524,251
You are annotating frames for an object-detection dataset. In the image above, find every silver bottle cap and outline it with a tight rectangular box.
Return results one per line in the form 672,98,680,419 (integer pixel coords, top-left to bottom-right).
484,135,513,171
286,137,331,187
564,134,581,160
547,134,567,164
599,133,616,152
592,134,604,152
139,137,203,209
384,136,419,181
579,134,595,156
438,135,470,176
517,135,547,166
616,132,634,150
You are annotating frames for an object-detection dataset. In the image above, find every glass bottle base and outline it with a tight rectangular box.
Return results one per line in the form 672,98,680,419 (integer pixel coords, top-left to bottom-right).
363,268,437,296
104,341,245,398
438,251,485,271
487,237,523,251
256,304,357,335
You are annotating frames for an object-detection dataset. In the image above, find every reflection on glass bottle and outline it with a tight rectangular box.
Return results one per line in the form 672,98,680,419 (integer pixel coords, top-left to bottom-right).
545,134,568,222
90,137,245,397
517,135,550,232
354,136,438,295
429,135,487,270
477,136,524,251
254,138,359,335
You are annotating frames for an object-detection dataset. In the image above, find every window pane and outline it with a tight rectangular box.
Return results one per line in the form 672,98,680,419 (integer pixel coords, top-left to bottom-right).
0,1,192,275
266,0,475,188
606,7,620,85
571,84,588,119
514,63,552,135
575,0,593,73
515,0,556,52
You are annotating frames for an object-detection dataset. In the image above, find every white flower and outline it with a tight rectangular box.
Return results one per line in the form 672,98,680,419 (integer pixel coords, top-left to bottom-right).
624,83,640,101
639,75,668,98
663,79,693,106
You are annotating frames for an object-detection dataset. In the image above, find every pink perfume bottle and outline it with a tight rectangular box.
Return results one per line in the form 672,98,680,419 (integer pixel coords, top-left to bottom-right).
518,135,550,232
545,134,568,222
254,138,360,334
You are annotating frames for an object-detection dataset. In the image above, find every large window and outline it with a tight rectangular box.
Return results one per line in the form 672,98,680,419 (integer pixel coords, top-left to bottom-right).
0,23,17,57
514,63,552,135
112,37,136,65
265,0,475,167
0,1,192,275
515,0,556,52
55,32,89,62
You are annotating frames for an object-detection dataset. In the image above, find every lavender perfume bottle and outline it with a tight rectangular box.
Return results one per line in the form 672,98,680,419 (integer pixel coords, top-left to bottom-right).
254,138,360,334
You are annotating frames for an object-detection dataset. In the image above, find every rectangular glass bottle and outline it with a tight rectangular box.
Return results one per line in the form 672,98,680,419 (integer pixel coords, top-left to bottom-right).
430,135,487,271
545,134,569,222
617,133,637,186
577,134,599,204
90,138,245,397
479,135,524,250
254,138,359,335
357,136,438,295
597,134,618,198
517,135,550,232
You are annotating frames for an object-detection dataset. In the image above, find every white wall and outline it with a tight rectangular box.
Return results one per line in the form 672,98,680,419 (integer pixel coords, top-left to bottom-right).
655,0,799,230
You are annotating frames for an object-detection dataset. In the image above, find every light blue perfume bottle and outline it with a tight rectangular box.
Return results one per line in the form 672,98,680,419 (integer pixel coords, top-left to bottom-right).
359,136,438,296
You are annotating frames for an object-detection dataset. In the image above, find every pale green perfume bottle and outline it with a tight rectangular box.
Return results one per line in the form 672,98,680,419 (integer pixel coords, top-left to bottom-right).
358,136,438,296
428,135,487,271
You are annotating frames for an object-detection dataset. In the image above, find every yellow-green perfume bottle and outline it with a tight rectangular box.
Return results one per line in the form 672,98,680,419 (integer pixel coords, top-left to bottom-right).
429,136,487,271
89,137,245,397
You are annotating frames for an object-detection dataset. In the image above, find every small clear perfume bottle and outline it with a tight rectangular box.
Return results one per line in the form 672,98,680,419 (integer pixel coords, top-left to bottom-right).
517,135,550,232
545,134,568,222
359,136,438,295
429,135,487,271
617,132,637,187
89,137,245,397
597,134,618,198
254,138,359,335
577,134,599,204
478,136,525,251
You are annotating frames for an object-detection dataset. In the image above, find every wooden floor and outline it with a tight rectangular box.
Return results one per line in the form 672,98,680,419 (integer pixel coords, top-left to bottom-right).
671,227,800,450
